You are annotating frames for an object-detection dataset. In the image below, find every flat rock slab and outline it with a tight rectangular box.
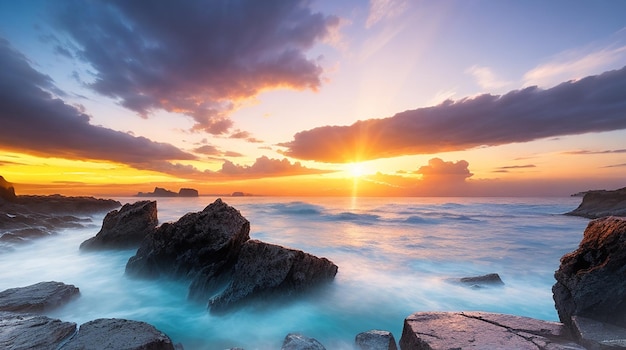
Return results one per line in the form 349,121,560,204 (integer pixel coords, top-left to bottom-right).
0,281,80,313
0,311,77,350
572,316,626,349
63,318,175,350
400,311,585,350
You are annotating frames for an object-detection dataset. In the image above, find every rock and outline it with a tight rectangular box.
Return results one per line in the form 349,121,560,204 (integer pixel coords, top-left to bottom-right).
0,175,17,202
355,330,398,350
0,311,77,350
178,188,199,197
453,272,505,289
80,200,158,250
281,333,326,350
137,187,178,197
399,311,584,350
63,318,175,350
566,187,626,218
553,216,626,330
208,239,338,313
126,199,250,285
0,281,80,313
571,316,626,350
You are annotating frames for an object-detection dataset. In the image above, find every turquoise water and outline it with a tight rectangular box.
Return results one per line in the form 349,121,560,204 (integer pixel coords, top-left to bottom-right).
0,197,588,349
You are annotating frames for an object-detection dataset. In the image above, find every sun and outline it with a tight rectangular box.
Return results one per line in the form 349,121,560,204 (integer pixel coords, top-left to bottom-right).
347,162,366,178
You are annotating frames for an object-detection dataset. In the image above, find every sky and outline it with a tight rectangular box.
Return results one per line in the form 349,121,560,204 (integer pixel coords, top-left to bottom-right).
0,0,625,197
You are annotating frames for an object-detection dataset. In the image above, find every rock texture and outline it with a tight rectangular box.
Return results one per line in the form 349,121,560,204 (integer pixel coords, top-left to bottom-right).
566,187,626,219
355,330,398,350
125,198,250,283
0,281,80,313
208,240,339,313
400,311,584,350
571,316,626,350
281,333,326,350
448,273,505,289
80,200,158,250
0,175,16,202
0,311,77,350
553,216,626,330
178,188,199,197
63,318,176,350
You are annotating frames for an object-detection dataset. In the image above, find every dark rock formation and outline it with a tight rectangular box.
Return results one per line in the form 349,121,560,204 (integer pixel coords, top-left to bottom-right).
80,200,158,250
63,318,176,350
208,239,338,313
400,311,584,350
126,199,250,284
232,191,244,197
448,272,505,289
355,330,398,350
553,216,626,330
566,187,626,218
0,311,76,350
571,316,626,349
0,281,79,313
178,188,199,197
0,175,17,202
281,333,326,350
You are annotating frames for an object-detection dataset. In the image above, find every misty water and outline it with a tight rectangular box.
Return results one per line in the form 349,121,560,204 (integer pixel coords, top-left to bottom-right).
0,196,589,349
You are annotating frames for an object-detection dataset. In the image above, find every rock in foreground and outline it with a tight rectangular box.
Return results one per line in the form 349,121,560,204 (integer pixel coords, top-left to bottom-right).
355,330,397,350
400,311,584,349
63,318,176,350
553,216,626,330
281,333,326,350
0,281,79,313
208,240,338,313
0,312,76,350
80,200,158,250
566,187,626,219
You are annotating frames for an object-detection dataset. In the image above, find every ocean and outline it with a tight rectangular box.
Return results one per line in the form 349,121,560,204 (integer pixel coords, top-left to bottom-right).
0,196,589,349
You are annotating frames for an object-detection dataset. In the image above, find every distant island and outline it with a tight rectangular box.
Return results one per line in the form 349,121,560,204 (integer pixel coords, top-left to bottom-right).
137,187,199,197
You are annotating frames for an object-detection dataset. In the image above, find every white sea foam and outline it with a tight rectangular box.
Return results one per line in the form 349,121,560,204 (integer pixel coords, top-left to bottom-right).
0,196,588,349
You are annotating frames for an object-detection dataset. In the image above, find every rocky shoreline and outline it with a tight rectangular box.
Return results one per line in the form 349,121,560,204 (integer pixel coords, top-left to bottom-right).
2,178,626,349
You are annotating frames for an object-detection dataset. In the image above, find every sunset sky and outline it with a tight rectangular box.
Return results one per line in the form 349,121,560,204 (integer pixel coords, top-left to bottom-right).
1,0,625,197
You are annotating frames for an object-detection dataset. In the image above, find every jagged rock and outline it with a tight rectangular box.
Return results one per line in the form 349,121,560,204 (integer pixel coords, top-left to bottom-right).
553,216,626,330
399,311,584,350
355,330,398,350
126,199,250,284
566,187,626,218
0,175,17,202
0,281,80,313
63,318,175,350
208,239,338,313
178,188,199,197
80,200,158,250
571,316,626,350
0,311,76,349
452,272,505,289
281,333,326,350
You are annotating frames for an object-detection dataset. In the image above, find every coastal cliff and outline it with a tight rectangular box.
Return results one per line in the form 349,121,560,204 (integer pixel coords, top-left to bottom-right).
566,187,626,218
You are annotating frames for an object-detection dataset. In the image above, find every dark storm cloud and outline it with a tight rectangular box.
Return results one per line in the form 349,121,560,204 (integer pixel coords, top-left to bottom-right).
53,0,338,134
281,66,626,163
0,38,195,166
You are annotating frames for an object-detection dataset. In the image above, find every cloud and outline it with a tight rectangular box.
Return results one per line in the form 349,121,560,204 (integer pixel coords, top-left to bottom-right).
218,156,332,177
192,145,243,158
52,0,339,134
602,163,626,168
229,130,264,143
492,164,536,173
466,65,511,90
281,66,626,163
563,149,626,155
0,38,195,168
415,158,472,182
366,0,409,28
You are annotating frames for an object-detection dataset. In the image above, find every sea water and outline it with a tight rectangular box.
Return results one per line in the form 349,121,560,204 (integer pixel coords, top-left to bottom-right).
0,196,589,349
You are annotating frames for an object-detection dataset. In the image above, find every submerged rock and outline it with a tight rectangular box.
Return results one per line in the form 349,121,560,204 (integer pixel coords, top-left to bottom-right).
208,239,338,313
0,281,79,313
355,330,398,350
400,311,584,350
566,187,626,219
553,216,626,330
63,318,176,350
281,333,326,350
80,200,158,250
0,311,76,350
125,198,250,282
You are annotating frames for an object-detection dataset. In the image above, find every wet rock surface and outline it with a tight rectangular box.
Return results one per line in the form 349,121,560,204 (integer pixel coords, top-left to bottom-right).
355,329,398,350
553,216,626,330
208,239,338,313
0,281,79,313
80,200,158,250
571,316,626,350
566,187,626,219
0,311,77,350
400,311,584,350
281,333,326,350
